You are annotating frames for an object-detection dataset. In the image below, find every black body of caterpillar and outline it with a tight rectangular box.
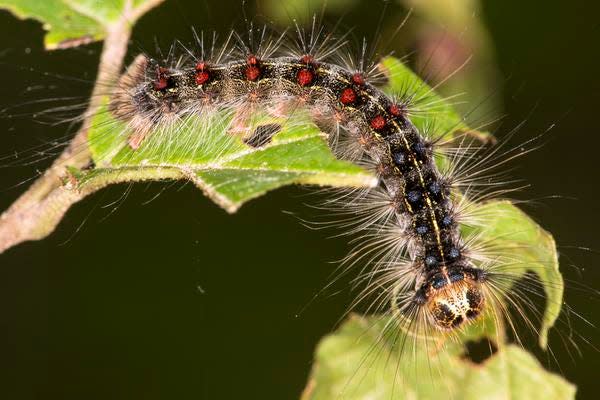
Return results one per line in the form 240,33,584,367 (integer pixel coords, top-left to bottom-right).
110,53,486,331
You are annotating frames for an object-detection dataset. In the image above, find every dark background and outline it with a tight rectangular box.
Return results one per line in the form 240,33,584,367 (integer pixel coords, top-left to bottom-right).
0,0,599,398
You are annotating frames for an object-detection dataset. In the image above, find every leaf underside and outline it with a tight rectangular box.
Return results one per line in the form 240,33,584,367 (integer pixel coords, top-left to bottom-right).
86,104,377,213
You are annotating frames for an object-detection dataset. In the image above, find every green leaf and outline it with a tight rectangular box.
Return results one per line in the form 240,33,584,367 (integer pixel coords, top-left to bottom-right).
0,0,164,49
462,200,563,348
380,56,493,143
303,315,575,400
82,100,376,213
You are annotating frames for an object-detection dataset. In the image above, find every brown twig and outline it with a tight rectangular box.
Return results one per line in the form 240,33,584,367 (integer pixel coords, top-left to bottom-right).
0,1,164,254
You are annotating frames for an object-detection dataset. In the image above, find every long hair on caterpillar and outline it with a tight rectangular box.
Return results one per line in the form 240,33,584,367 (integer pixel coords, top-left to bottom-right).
0,1,597,399
98,7,597,380
297,130,596,393
0,0,587,345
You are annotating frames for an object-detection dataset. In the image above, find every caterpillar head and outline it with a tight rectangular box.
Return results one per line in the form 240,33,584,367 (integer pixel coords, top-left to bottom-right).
404,266,486,330
427,279,484,330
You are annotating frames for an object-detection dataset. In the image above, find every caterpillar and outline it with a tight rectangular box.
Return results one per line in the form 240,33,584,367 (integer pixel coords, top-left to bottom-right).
2,2,597,397
102,24,527,339
1,0,600,396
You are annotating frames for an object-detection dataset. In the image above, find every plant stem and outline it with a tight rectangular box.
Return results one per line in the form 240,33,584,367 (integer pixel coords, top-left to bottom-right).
0,11,133,254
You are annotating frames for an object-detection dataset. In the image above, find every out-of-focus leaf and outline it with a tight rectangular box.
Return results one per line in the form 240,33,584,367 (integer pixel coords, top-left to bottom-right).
303,315,574,400
0,0,164,49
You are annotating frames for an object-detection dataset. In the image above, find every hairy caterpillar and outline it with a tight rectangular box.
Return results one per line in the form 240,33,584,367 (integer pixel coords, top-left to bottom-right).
102,23,542,340
1,3,597,398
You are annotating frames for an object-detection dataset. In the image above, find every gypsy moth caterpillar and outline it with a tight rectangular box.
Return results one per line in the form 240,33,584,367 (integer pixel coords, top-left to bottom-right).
0,1,597,399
